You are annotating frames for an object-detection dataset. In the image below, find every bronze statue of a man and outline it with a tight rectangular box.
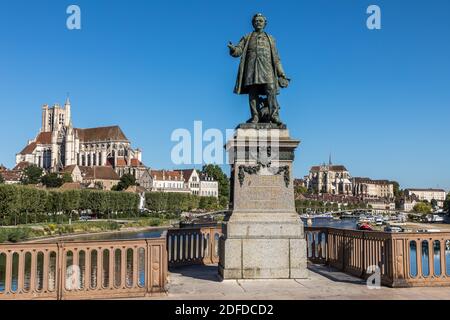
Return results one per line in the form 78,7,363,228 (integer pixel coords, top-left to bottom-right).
228,13,289,125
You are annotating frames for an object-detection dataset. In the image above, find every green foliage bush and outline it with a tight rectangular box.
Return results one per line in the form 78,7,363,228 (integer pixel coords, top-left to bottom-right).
145,192,222,213
0,228,36,243
0,185,140,226
413,202,432,214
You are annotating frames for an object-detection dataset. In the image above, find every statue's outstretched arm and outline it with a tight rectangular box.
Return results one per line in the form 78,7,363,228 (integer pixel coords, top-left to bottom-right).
229,36,246,58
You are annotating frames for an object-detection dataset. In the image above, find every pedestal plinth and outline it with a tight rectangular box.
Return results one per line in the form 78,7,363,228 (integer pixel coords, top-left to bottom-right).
219,124,308,279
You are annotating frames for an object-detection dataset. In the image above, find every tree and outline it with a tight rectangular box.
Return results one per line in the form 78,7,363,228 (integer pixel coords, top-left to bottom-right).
0,185,21,225
444,193,450,213
295,186,308,195
21,165,43,185
202,164,230,209
41,173,63,188
413,202,432,214
392,181,404,198
0,173,4,184
113,173,137,191
431,199,438,209
62,173,73,183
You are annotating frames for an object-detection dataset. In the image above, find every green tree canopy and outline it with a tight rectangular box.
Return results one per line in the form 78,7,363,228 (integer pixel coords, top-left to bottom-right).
113,173,137,191
62,173,73,183
202,164,229,208
431,199,438,208
295,186,308,196
392,181,404,198
0,173,4,184
41,173,64,188
413,202,432,214
21,165,43,185
444,193,450,213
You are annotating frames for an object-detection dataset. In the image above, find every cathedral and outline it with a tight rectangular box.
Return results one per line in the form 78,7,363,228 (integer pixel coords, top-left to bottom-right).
16,99,149,185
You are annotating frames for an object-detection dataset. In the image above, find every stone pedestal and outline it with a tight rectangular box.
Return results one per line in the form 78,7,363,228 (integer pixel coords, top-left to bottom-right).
219,124,308,279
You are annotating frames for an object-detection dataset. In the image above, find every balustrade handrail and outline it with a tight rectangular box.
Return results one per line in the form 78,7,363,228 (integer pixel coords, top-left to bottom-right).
305,226,450,287
0,236,167,300
167,225,222,267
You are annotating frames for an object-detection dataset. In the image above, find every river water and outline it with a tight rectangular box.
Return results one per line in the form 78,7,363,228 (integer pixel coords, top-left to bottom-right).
302,217,359,230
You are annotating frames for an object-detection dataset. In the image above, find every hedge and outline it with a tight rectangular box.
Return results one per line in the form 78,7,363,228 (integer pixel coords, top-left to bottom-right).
0,184,140,226
145,192,220,212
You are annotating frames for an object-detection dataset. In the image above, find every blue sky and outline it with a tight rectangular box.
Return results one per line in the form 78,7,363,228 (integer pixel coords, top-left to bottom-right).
0,0,449,190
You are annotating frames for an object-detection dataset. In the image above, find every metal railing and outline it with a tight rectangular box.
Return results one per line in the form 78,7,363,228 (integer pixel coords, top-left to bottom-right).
0,237,167,300
305,226,450,287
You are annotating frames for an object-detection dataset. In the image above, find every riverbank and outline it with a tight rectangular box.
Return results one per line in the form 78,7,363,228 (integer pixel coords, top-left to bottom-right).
24,224,173,243
0,218,178,243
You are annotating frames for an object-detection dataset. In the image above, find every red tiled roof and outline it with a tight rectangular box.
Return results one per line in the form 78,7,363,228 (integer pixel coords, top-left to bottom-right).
19,132,52,155
0,170,21,182
353,177,393,185
130,158,144,167
310,165,348,172
116,158,127,167
19,142,37,155
75,126,128,142
79,166,120,181
150,170,183,181
35,132,52,144
406,188,446,193
174,169,195,182
13,161,31,171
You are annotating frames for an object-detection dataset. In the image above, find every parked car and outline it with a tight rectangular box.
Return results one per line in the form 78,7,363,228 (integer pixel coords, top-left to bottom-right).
79,215,92,221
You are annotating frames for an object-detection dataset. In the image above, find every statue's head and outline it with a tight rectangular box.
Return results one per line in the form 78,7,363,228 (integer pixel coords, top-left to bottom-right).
252,13,267,32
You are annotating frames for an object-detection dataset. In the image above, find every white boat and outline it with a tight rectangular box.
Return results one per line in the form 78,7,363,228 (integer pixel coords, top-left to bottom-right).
417,229,441,233
316,212,333,219
384,226,403,232
426,214,445,223
375,216,384,226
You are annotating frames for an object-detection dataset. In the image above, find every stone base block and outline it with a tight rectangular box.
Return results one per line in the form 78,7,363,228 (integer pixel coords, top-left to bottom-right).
219,236,308,280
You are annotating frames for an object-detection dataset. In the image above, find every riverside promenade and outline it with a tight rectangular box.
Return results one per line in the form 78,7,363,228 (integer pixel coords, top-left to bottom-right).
146,264,450,300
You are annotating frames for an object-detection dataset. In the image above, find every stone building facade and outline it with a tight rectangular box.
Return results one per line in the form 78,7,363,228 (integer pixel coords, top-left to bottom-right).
150,169,219,197
305,164,352,195
199,173,219,198
352,177,395,199
304,162,395,202
15,99,149,185
405,188,447,208
150,170,191,193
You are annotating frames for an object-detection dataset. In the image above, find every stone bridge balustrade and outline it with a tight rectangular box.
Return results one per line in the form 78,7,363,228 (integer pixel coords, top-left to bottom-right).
167,226,221,267
305,227,450,287
0,237,167,300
